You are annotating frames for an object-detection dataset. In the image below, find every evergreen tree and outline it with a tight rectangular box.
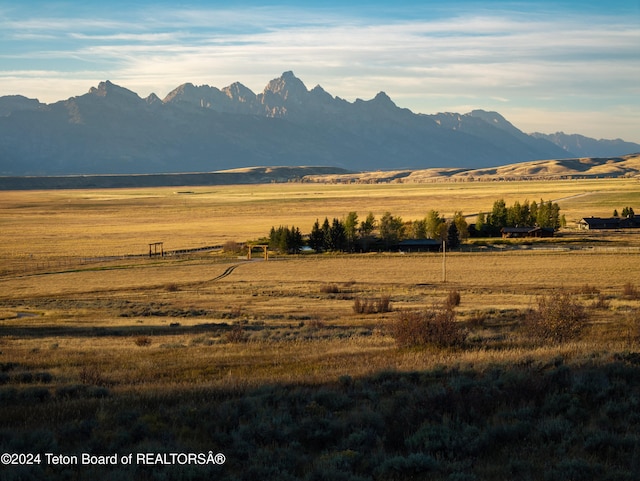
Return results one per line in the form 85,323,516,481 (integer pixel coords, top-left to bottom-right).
426,210,446,240
360,212,376,236
287,226,303,254
268,226,277,250
321,217,331,251
328,218,347,251
447,221,460,249
269,225,303,254
309,219,324,252
475,212,486,236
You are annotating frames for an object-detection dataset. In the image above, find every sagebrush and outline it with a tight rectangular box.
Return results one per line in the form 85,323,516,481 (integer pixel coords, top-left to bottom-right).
391,304,466,348
525,290,587,343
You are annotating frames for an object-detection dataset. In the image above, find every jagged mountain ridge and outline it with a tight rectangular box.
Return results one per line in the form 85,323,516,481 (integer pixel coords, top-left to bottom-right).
530,132,640,158
0,71,638,175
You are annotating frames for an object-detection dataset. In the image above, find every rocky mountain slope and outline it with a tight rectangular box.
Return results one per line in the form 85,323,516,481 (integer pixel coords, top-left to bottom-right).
530,132,640,158
1,72,638,175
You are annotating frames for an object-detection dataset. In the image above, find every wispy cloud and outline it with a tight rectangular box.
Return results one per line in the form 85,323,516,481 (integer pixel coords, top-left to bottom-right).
1,3,638,140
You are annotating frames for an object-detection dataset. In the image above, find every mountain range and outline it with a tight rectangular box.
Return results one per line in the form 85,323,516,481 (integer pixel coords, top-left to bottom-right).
0,71,638,175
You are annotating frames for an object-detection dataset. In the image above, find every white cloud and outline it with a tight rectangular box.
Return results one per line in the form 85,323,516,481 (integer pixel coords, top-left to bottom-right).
1,4,638,140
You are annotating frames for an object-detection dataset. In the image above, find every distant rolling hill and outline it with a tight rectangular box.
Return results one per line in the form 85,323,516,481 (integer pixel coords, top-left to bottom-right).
1,155,638,190
451,154,640,180
0,166,351,190
302,154,640,183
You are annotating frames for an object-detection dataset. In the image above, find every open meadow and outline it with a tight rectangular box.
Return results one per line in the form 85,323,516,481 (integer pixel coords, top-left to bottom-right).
1,178,640,480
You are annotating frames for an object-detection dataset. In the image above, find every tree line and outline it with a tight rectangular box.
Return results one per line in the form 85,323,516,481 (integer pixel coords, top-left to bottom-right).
474,198,564,237
268,198,562,254
269,210,466,254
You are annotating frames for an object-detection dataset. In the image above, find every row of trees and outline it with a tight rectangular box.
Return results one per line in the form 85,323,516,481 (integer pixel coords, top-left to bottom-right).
268,198,563,254
475,198,564,236
268,225,304,254
269,210,469,254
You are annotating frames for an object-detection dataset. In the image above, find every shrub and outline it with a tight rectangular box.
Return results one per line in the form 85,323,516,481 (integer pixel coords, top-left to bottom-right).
468,310,488,327
34,372,53,383
223,305,244,319
391,305,466,348
525,290,587,343
56,384,90,399
306,319,326,330
376,295,392,313
353,297,366,314
320,283,341,294
353,296,392,314
446,289,461,309
79,366,110,387
224,325,249,343
18,386,50,403
375,453,439,479
134,336,152,347
591,295,610,310
223,240,242,254
578,284,600,296
623,282,640,299
165,283,179,292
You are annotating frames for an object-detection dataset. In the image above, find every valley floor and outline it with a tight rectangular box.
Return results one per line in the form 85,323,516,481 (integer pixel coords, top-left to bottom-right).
1,251,640,480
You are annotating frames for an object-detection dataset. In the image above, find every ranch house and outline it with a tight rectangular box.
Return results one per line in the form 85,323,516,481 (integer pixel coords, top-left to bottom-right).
578,217,640,230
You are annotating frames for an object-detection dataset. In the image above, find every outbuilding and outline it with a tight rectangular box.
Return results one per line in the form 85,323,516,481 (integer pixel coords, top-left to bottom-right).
501,227,554,238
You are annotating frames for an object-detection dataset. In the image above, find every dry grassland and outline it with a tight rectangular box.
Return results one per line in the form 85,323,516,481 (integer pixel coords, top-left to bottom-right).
1,178,639,262
2,179,640,480
1,177,639,392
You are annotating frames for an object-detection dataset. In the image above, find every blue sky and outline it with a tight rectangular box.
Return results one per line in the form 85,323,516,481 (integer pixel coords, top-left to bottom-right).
1,0,639,141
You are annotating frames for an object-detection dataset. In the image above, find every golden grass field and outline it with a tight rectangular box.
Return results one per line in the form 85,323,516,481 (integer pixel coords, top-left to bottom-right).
3,177,640,481
1,177,640,260
1,178,640,393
